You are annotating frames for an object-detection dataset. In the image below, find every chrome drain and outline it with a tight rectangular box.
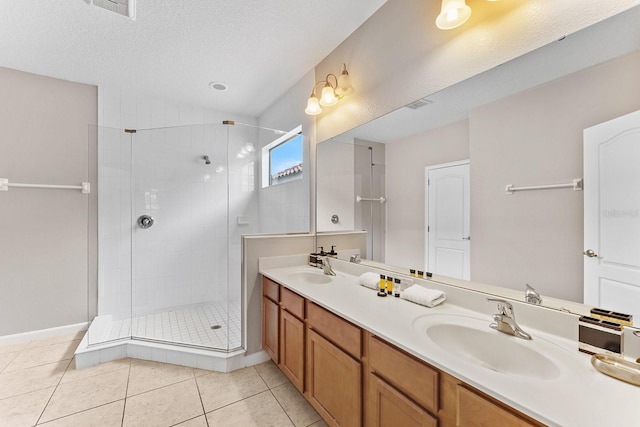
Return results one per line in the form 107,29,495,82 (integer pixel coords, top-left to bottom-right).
210,325,222,330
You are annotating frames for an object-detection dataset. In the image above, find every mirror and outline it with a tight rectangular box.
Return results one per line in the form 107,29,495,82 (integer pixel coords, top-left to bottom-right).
316,6,640,317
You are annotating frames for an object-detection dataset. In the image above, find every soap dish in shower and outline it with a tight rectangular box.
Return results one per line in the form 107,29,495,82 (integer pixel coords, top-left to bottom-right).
591,354,640,387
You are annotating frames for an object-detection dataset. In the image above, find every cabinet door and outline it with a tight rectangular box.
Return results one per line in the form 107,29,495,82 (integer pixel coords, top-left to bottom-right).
280,309,305,392
307,329,362,427
369,374,437,427
262,296,279,363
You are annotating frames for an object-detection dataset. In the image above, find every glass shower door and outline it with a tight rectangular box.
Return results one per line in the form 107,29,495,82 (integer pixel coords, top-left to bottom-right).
130,124,231,350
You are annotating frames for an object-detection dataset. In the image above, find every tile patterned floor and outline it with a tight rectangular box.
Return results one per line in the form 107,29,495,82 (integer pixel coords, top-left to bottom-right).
0,332,326,427
102,301,241,350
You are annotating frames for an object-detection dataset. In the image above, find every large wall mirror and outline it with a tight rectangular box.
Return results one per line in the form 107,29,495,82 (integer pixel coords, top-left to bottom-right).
316,6,640,321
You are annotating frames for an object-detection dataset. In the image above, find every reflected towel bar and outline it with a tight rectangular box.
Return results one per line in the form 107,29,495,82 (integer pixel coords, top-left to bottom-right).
356,196,386,203
505,178,582,195
0,178,90,194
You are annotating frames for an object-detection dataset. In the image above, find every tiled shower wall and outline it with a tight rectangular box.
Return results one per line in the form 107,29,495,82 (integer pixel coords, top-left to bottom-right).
97,87,257,321
258,131,311,234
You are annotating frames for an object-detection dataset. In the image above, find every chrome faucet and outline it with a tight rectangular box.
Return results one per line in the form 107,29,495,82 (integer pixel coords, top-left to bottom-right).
349,254,361,264
524,284,542,305
487,298,532,340
319,256,336,276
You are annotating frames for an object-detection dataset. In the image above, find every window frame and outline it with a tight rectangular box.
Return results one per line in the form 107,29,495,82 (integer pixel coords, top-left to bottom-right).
261,125,303,188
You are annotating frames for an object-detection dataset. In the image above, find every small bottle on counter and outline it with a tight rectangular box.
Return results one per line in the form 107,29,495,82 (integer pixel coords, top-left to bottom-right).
378,274,387,297
410,269,416,277
386,276,393,295
394,278,401,297
417,270,424,279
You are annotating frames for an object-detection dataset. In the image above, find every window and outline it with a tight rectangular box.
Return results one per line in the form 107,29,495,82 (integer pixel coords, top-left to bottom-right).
261,125,303,188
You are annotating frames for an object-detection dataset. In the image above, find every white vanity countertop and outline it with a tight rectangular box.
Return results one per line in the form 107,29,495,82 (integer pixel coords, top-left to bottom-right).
259,258,640,427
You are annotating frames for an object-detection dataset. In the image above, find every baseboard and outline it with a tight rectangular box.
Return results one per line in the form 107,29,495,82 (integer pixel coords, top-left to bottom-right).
0,322,90,345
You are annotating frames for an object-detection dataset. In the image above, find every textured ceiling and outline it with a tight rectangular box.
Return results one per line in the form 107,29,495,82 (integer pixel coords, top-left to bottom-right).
0,0,387,116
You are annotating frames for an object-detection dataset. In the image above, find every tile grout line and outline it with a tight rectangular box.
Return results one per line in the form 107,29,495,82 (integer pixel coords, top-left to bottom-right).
121,360,132,427
199,388,272,417
0,345,27,374
125,376,194,398
270,388,298,427
0,360,75,403
33,357,74,426
2,340,83,374
192,370,210,427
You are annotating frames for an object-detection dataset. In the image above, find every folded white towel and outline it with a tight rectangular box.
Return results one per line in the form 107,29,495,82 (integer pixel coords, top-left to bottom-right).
359,272,380,290
401,284,446,307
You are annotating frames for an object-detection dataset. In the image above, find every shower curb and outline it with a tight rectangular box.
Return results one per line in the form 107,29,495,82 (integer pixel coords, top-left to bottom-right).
74,332,269,373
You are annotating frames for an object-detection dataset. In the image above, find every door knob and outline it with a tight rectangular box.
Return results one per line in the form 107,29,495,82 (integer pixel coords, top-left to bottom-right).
462,236,471,240
583,249,598,258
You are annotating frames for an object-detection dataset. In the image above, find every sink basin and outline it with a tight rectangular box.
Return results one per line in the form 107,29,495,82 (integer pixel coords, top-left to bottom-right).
287,270,333,284
413,314,561,380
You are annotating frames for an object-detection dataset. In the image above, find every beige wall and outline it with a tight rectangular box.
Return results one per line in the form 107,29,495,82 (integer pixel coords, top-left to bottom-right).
385,120,469,268
470,51,640,302
0,67,97,335
314,0,640,142
242,234,314,355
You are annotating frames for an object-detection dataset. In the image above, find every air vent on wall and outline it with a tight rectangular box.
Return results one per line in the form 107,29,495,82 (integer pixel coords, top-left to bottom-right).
405,98,433,110
85,0,136,19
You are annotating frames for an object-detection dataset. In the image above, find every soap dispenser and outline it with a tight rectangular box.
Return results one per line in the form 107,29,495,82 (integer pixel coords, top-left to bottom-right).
328,245,338,258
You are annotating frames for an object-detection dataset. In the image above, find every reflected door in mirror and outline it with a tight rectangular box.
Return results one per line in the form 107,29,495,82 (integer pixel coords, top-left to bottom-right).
426,161,470,279
584,109,640,324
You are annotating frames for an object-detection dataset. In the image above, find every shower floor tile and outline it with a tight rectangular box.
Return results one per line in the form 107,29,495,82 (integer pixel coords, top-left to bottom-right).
102,301,241,350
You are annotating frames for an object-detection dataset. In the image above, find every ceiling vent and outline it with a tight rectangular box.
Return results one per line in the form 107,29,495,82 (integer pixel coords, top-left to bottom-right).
405,98,433,110
85,0,136,19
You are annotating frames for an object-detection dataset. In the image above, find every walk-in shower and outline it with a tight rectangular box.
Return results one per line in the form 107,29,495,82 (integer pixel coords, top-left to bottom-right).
83,121,300,361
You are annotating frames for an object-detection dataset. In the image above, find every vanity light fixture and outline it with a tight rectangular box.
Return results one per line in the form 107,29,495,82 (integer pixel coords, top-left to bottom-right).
436,0,472,30
305,64,355,116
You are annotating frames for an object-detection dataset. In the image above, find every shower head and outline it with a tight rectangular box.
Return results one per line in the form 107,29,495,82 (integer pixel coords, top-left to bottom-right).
203,155,211,165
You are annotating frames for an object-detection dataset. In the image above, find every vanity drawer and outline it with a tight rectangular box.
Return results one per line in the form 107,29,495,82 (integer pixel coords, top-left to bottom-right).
369,336,439,414
280,287,305,319
262,277,279,302
307,302,362,359
456,385,538,427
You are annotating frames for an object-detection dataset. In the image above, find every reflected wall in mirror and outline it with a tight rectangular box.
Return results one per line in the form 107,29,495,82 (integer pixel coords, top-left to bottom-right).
316,6,640,316
317,139,385,261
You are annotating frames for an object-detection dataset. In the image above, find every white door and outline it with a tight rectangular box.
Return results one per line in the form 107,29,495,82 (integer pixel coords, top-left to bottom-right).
584,109,640,323
426,161,470,280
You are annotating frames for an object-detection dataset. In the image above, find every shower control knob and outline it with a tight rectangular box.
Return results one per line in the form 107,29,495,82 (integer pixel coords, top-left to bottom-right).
137,215,154,229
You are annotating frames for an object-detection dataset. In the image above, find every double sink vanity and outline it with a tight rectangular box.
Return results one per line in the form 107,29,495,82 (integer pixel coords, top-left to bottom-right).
259,254,640,427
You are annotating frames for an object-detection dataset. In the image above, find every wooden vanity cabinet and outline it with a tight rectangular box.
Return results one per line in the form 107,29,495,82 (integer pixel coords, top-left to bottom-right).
262,277,306,391
366,334,542,427
261,278,279,363
306,302,362,427
261,275,545,427
279,287,305,392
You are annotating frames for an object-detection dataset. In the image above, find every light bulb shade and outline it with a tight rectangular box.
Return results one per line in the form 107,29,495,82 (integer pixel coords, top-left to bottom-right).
305,95,322,115
319,85,338,106
336,72,354,97
436,0,471,30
